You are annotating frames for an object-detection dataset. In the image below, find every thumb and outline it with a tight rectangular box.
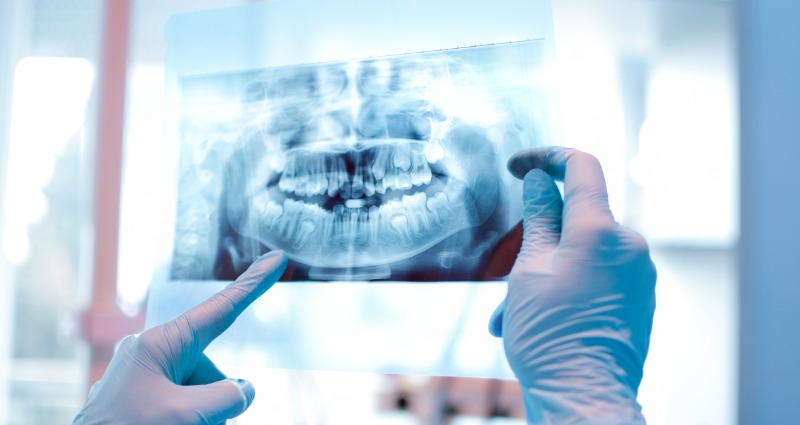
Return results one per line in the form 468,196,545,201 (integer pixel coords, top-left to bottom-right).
182,378,255,423
518,169,563,262
488,298,505,337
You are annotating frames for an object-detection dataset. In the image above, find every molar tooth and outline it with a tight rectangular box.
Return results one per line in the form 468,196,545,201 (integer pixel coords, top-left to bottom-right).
392,142,412,171
444,179,468,206
277,199,302,239
293,218,316,249
402,192,430,235
278,174,295,193
371,146,389,180
410,150,432,187
385,168,412,192
391,213,413,245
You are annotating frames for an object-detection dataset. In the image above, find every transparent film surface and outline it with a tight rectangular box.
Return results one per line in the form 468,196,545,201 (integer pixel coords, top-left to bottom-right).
148,0,556,378
171,41,549,282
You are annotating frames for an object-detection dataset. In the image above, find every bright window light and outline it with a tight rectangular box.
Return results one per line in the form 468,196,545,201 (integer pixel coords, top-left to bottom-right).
3,57,94,264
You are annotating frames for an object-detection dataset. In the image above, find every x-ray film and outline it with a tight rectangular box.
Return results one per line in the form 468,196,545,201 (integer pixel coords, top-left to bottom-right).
172,42,548,282
147,0,556,378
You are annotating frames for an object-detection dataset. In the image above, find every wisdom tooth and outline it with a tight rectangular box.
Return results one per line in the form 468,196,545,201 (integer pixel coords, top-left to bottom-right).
427,192,454,224
424,140,444,163
444,179,468,206
268,151,285,172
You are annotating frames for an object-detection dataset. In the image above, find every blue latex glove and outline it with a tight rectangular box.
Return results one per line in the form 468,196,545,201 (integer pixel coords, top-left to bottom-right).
73,250,288,425
489,148,657,424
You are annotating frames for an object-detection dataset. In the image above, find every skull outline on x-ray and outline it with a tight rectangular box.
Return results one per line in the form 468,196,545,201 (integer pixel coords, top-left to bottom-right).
212,52,524,281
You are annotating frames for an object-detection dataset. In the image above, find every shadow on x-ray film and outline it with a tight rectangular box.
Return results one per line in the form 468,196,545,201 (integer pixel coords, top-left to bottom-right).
170,41,548,283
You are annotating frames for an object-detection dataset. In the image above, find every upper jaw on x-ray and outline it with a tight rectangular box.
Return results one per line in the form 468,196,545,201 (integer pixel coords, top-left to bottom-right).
221,56,502,278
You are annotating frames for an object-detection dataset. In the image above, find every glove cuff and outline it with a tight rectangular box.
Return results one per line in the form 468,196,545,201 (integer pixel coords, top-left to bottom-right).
521,385,646,425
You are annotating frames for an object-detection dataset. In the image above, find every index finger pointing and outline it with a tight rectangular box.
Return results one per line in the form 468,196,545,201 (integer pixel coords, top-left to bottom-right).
184,250,288,350
508,147,614,227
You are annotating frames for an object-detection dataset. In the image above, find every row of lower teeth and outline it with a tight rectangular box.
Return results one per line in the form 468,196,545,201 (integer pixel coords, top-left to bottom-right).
249,179,468,249
275,143,440,198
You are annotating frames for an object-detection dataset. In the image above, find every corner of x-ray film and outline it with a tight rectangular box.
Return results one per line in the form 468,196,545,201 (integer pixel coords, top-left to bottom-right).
149,0,557,378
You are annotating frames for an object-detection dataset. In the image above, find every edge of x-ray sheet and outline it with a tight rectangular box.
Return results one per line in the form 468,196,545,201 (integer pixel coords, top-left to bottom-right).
163,0,554,74
146,0,555,378
147,280,513,378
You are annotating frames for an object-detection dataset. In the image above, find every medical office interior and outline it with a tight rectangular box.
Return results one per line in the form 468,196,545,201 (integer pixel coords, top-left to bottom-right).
0,0,797,424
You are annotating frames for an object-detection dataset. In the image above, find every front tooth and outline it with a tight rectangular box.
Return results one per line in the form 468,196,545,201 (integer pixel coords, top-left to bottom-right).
368,205,380,242
327,157,345,197
351,159,365,199
444,179,468,206
392,142,412,171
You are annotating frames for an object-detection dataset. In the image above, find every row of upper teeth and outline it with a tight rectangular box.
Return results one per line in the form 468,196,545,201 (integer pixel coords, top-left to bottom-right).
274,142,444,198
248,179,469,251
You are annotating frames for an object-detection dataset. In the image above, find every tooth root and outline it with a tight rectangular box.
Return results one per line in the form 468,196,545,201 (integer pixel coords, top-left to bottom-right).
444,179,468,206
351,165,364,199
368,205,380,242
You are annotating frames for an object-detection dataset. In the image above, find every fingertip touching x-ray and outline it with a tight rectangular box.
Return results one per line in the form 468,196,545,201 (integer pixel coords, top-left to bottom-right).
172,43,545,282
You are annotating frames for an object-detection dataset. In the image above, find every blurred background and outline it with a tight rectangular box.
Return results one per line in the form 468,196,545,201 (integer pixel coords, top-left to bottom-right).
0,0,748,423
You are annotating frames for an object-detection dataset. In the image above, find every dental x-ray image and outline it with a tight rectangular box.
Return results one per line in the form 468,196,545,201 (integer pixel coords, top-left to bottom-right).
171,40,549,282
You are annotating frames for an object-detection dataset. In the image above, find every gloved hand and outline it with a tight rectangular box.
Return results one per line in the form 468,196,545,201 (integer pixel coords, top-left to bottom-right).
73,250,288,425
488,147,656,424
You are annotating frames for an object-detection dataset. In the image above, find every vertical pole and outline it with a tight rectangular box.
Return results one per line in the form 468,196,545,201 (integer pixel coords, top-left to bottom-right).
83,0,134,387
0,0,32,421
738,0,800,423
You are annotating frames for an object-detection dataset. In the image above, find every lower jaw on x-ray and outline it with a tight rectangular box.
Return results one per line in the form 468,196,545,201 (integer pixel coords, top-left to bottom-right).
170,41,547,282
